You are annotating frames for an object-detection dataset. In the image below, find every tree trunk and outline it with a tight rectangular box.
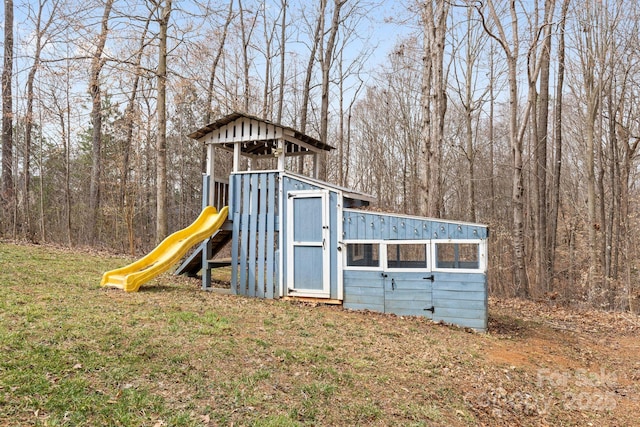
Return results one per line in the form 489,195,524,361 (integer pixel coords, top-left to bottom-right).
298,0,326,174
548,0,570,292
121,10,153,207
24,0,57,241
488,41,496,215
421,0,448,218
463,5,476,223
276,0,287,124
156,0,172,244
480,0,529,296
238,0,256,113
203,0,233,172
535,0,555,293
2,0,14,234
318,0,346,181
88,0,114,244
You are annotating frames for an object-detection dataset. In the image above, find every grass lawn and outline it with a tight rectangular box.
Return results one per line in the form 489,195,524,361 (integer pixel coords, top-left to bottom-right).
0,242,638,426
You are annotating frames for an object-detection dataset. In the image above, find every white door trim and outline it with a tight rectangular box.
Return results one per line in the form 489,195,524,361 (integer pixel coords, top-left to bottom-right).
286,190,330,298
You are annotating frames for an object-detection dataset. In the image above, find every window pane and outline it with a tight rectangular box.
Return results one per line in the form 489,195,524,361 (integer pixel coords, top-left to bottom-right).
346,243,379,267
293,197,322,242
436,243,479,269
386,244,426,269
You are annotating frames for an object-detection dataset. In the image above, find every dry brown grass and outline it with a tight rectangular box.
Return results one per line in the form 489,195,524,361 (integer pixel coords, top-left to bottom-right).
0,242,638,426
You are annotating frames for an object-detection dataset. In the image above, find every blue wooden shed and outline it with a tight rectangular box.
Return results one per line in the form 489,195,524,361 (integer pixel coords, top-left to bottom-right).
178,112,489,332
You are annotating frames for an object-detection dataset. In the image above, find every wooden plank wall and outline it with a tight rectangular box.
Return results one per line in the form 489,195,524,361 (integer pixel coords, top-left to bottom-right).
343,210,487,240
431,273,487,332
342,209,489,332
230,172,279,297
343,270,487,332
343,270,384,312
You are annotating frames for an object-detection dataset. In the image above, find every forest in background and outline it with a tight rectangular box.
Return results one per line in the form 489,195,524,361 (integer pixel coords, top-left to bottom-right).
1,0,639,312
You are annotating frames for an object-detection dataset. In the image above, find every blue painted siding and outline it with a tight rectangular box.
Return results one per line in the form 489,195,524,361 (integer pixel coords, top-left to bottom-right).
226,172,488,332
343,270,384,312
230,172,279,298
343,210,487,241
432,273,488,332
341,209,488,331
343,256,488,331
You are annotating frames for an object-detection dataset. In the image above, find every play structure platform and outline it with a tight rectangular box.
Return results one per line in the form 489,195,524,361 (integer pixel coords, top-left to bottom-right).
101,112,489,331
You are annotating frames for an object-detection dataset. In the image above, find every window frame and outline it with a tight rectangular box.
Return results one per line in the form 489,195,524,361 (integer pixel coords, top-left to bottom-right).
431,239,487,273
383,240,430,272
343,240,383,270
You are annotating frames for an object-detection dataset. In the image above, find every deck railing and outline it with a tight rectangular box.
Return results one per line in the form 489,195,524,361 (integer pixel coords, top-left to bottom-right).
203,174,229,211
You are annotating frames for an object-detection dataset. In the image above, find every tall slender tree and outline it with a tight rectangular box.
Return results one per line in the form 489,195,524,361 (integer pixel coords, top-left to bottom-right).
421,0,449,218
478,0,530,296
533,0,556,293
24,0,61,240
548,0,570,291
156,0,172,244
2,0,15,233
88,0,115,243
297,0,325,174
318,0,347,180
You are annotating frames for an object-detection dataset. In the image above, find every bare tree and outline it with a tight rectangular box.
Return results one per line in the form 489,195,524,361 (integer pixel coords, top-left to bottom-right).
120,8,154,208
2,0,15,234
533,0,556,294
296,0,325,173
573,0,611,290
23,0,62,241
238,0,258,113
205,0,234,124
88,0,115,244
548,0,570,291
477,0,530,296
421,0,449,218
156,0,172,243
318,0,347,180
450,4,490,223
276,0,287,123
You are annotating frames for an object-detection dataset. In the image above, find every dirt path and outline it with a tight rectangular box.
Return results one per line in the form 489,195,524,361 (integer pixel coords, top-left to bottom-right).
478,298,640,425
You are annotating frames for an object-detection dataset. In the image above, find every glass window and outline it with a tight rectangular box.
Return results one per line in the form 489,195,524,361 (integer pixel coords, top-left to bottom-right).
386,243,427,269
346,243,379,267
435,242,479,269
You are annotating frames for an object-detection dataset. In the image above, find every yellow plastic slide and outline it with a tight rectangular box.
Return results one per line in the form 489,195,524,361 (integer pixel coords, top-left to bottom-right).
100,206,229,292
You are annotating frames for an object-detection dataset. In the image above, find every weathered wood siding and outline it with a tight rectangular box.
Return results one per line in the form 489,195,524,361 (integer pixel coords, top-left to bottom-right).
343,210,487,240
343,270,385,312
342,209,489,332
230,172,279,297
344,269,487,332
431,273,487,331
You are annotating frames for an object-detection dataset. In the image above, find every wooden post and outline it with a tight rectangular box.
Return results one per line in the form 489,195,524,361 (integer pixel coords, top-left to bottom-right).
277,138,285,171
201,171,212,290
313,153,319,179
206,143,215,206
233,141,241,172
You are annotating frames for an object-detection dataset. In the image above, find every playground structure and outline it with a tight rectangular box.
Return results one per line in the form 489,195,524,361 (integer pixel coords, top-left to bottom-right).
101,112,489,331
100,206,228,292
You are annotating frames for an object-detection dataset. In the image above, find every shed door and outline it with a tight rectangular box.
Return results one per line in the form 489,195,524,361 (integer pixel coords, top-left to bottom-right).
383,242,434,319
287,191,330,298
